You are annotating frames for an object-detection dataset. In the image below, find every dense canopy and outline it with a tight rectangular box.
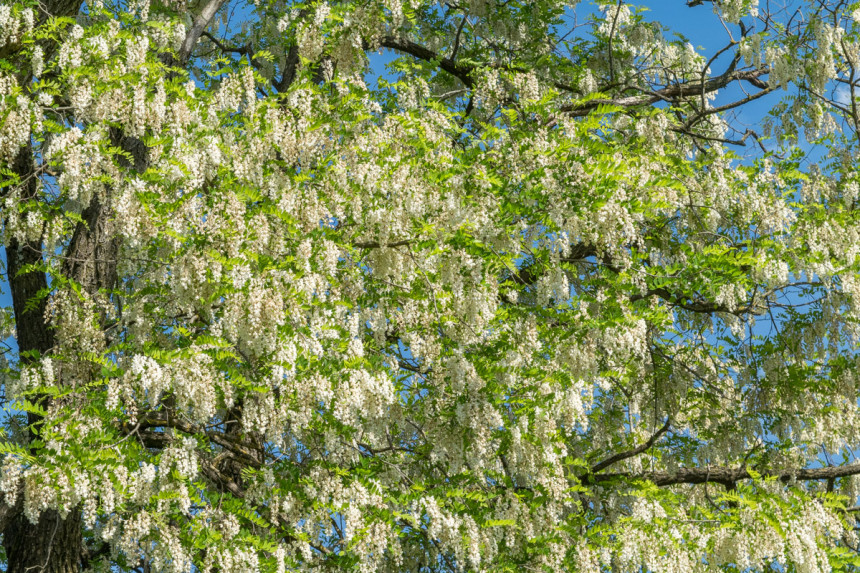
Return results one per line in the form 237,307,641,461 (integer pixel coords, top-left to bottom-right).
3,0,860,571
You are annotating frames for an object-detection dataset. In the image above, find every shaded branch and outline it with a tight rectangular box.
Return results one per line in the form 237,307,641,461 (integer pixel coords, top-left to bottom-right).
502,243,598,288
374,36,475,88
584,462,860,487
559,69,770,118
630,286,766,315
450,15,468,61
135,414,262,469
275,44,301,92
274,8,311,92
353,238,412,249
201,31,251,58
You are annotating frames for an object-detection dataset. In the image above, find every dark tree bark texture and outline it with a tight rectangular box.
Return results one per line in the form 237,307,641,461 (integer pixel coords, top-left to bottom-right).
2,0,88,566
4,510,83,573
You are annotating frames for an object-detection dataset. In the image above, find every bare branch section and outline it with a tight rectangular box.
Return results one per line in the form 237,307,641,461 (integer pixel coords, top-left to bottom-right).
562,69,770,116
585,462,860,488
178,0,229,64
376,36,475,88
590,418,671,474
353,238,413,249
135,414,262,469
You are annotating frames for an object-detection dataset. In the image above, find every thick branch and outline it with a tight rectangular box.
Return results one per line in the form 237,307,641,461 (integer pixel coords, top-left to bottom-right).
178,0,229,64
561,69,770,117
353,238,412,249
4,144,54,364
136,414,262,469
585,462,860,487
375,36,475,88
199,457,246,498
630,286,766,315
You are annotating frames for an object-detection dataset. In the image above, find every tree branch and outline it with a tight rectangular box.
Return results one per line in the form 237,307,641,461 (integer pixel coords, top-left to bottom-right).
584,462,860,487
201,31,251,57
178,0,229,64
353,239,412,249
590,418,670,474
374,36,475,88
560,69,770,117
450,15,468,61
136,414,262,469
629,286,766,315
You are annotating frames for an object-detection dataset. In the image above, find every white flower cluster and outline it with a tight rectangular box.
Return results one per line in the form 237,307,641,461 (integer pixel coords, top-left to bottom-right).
0,6,33,48
715,0,759,23
0,76,32,164
6,2,860,571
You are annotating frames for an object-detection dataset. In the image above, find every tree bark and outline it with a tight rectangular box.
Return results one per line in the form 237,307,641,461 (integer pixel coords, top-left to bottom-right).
3,143,84,569
0,0,163,568
4,510,83,573
2,0,89,561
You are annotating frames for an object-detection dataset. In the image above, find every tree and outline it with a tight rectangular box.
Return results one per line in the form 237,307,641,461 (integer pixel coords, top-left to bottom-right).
3,0,860,569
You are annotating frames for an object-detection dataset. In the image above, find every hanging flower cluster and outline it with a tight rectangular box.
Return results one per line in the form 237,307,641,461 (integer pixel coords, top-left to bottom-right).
2,0,860,571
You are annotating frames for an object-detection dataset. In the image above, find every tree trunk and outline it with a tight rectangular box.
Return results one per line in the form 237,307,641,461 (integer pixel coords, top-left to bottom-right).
3,146,84,572
0,0,144,566
3,510,83,573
